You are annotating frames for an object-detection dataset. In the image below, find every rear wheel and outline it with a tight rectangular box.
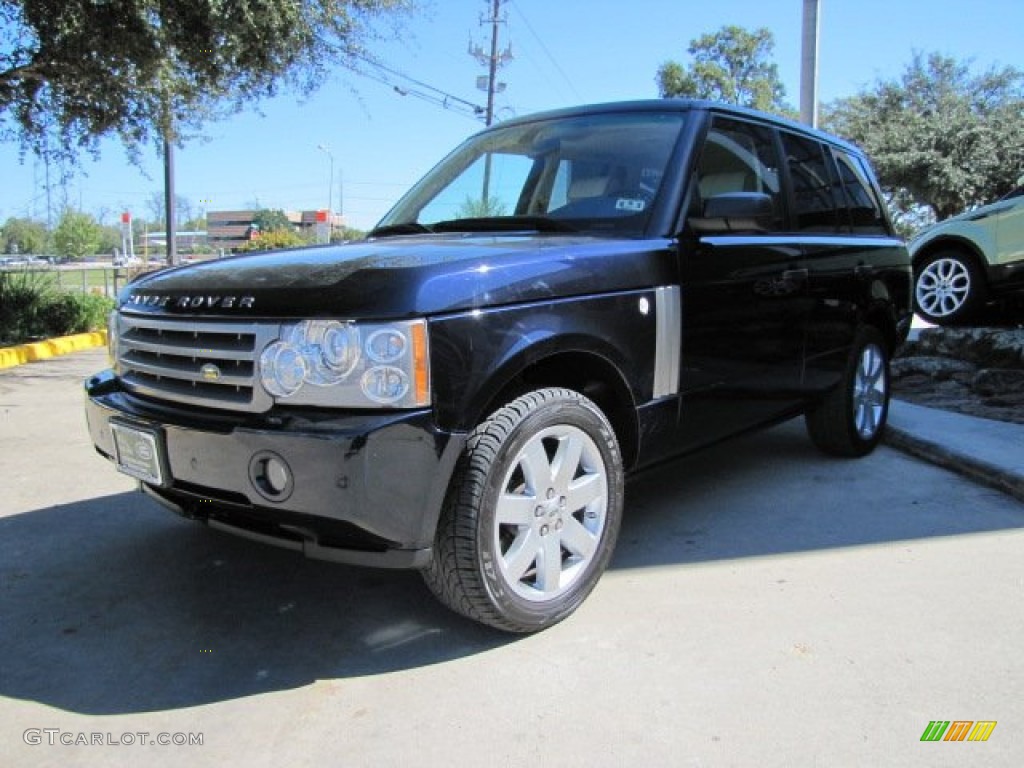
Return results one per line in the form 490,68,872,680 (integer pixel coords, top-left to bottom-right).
914,250,986,325
805,327,890,458
423,388,624,633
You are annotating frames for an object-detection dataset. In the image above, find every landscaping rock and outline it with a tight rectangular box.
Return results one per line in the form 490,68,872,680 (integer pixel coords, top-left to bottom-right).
894,327,1024,425
891,356,977,380
971,368,1024,397
901,327,1024,368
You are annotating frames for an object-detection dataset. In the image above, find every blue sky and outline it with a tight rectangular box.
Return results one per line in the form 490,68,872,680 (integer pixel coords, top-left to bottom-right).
1,0,1022,232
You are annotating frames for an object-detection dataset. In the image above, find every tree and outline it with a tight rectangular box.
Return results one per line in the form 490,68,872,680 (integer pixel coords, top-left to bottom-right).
145,190,196,229
1,216,48,254
457,196,508,219
657,26,790,114
332,225,367,242
251,208,294,234
96,224,122,255
237,228,307,252
53,208,101,260
0,1,412,162
825,53,1024,221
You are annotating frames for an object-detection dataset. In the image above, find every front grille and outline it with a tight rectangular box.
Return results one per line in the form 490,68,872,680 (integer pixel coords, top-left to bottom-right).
117,315,277,412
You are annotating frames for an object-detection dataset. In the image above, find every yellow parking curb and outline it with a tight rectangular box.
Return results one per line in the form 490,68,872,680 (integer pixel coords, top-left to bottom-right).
0,331,108,370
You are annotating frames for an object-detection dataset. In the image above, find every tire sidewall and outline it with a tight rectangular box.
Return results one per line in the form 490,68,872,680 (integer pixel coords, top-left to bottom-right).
475,392,624,630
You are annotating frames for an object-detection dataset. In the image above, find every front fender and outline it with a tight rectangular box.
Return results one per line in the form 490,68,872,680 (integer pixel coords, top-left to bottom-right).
428,290,663,432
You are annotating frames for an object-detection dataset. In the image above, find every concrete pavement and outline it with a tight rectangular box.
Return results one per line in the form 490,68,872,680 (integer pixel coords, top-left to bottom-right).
2,349,1023,768
887,401,1024,504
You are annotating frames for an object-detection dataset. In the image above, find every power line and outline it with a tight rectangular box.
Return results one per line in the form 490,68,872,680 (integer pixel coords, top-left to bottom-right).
508,1,580,101
354,55,485,121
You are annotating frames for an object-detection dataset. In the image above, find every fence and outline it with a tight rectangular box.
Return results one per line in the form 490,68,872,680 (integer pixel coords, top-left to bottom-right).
2,266,129,297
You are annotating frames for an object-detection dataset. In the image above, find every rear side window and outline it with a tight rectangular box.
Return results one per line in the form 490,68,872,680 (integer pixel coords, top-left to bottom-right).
833,150,889,235
780,132,845,233
695,117,783,230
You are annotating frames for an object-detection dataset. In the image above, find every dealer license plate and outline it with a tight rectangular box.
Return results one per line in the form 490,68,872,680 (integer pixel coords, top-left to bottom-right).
110,422,166,486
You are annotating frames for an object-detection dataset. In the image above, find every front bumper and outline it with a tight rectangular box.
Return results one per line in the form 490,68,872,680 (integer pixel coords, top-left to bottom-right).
84,369,467,568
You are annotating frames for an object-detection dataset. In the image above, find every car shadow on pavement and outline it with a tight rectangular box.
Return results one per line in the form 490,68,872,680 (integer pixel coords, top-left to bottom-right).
0,491,510,715
1,422,1020,716
615,419,1024,570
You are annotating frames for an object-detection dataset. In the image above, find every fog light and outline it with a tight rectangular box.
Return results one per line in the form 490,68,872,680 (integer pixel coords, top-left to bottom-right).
249,451,294,501
264,458,288,492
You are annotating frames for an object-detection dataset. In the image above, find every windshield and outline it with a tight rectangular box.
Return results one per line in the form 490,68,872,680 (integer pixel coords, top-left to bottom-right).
374,111,687,237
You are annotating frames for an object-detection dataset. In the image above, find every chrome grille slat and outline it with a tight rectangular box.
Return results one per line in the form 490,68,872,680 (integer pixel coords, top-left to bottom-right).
121,333,257,361
116,314,276,412
121,352,253,386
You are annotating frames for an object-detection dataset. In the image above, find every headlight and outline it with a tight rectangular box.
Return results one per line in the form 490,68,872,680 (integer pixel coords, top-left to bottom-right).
258,319,430,408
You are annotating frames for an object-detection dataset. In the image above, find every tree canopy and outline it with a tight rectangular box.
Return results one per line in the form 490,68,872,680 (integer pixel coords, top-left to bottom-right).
657,25,790,115
53,208,101,259
1,216,47,253
251,208,294,234
0,0,411,161
825,53,1024,221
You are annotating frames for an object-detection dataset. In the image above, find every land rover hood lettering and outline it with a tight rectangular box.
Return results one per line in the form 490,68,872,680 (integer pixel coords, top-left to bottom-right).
127,294,255,310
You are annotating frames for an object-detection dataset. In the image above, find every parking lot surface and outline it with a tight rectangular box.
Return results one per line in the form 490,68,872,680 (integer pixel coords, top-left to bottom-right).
2,350,1022,767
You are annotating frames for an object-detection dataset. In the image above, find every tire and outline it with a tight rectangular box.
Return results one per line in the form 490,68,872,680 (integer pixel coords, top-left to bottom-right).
914,250,986,325
805,327,890,458
423,388,624,633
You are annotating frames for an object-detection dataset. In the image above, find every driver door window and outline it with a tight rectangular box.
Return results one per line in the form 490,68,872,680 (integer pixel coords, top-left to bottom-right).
695,117,783,231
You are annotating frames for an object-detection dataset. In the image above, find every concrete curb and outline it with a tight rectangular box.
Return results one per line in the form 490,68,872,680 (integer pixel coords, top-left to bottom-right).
0,331,108,370
884,423,1024,505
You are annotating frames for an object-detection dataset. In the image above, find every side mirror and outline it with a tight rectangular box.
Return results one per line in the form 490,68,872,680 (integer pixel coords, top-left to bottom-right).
689,192,775,234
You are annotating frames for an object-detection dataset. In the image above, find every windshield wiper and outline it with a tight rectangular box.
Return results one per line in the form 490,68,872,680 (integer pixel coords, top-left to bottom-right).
430,216,579,234
368,221,435,238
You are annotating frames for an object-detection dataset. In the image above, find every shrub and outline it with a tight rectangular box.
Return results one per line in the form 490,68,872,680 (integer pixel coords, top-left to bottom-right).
0,270,114,343
39,292,114,337
237,229,309,252
0,269,56,343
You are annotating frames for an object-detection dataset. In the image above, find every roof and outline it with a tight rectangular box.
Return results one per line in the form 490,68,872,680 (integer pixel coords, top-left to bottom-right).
485,98,864,156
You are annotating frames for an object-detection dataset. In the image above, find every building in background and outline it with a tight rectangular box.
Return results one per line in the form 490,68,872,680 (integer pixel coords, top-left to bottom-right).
139,230,208,253
207,210,344,251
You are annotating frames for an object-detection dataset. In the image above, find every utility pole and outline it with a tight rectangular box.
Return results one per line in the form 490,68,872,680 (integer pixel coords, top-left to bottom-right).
469,0,512,127
317,144,335,243
469,0,512,208
800,0,821,128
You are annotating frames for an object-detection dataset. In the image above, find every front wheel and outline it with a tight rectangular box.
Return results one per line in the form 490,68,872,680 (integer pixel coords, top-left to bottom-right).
805,327,890,458
423,388,624,633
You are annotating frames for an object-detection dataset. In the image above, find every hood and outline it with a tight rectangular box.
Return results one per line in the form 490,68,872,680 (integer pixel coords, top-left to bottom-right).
911,193,1023,247
120,234,675,319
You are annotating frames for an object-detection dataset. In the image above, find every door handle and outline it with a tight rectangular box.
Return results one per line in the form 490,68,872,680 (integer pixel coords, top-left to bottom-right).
782,268,809,281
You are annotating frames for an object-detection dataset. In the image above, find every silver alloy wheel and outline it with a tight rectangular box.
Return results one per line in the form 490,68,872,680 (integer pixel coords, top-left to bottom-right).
494,424,608,602
853,343,887,439
916,257,971,318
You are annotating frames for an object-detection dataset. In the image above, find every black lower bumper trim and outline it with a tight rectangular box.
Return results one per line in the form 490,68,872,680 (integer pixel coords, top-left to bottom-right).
141,483,432,568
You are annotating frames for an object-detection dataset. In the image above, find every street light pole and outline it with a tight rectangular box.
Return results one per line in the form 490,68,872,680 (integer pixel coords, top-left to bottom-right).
317,144,334,242
800,0,821,128
164,120,178,265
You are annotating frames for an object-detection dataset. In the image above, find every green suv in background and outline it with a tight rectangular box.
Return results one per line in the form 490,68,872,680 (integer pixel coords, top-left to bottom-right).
910,178,1024,325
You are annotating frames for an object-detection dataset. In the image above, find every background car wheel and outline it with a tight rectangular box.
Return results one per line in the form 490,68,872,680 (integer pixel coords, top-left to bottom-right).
914,250,986,325
423,388,624,633
805,326,890,458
